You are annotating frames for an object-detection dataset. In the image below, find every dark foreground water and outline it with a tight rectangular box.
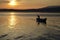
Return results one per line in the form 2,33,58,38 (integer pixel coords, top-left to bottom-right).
0,12,60,40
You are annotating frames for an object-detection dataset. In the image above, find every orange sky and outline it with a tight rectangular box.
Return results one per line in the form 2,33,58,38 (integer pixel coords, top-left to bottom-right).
0,0,60,9
0,4,46,9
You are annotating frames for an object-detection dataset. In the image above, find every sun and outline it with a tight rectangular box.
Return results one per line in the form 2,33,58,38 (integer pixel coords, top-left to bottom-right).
9,0,17,6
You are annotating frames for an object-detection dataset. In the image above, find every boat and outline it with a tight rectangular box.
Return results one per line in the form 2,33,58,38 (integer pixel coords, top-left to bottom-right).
36,15,47,23
36,18,47,23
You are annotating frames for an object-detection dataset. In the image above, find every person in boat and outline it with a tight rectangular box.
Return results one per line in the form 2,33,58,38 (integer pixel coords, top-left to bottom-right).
36,15,47,23
36,15,40,22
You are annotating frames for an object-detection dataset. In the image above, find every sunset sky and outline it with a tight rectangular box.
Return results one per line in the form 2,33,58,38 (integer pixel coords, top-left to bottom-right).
0,0,60,9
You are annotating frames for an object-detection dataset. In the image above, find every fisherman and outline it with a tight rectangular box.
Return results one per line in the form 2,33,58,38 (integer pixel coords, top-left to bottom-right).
36,15,47,24
36,15,40,22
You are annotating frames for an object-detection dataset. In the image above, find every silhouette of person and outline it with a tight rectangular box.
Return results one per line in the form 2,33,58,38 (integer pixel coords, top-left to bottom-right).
36,15,40,22
36,15,47,25
37,15,40,18
36,15,40,25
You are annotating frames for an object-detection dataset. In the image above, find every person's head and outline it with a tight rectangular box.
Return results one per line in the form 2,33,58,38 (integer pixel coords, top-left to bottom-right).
37,15,40,17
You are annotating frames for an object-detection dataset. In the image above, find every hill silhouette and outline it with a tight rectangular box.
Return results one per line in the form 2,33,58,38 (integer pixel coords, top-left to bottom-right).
39,6,60,13
0,6,60,13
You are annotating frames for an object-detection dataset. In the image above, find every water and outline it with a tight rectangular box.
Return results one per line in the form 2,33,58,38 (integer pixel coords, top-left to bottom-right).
0,12,60,40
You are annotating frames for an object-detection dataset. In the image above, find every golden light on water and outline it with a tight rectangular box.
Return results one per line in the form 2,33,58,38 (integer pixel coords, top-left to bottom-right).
10,15,15,25
11,12,15,14
9,0,17,6
8,13,16,28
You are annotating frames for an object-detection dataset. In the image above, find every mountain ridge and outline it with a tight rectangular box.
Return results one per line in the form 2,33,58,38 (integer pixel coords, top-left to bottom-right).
0,6,60,13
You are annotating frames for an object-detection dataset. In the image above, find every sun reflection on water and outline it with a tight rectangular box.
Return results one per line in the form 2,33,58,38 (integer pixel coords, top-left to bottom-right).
8,13,16,28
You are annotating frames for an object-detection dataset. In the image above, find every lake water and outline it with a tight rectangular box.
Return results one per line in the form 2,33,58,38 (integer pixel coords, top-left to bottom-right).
0,12,60,40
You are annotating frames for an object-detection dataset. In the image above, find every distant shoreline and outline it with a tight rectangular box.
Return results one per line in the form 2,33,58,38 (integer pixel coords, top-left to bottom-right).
0,9,60,13
0,6,60,13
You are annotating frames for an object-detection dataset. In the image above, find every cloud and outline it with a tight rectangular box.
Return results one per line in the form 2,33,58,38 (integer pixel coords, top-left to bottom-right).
0,0,60,5
0,0,9,4
16,0,60,6
0,0,60,9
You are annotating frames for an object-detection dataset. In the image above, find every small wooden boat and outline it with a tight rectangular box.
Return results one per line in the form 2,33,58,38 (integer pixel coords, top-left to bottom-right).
36,18,47,23
36,15,47,23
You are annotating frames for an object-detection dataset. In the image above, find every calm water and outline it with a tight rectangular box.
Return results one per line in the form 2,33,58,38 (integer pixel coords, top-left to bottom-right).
0,12,60,40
